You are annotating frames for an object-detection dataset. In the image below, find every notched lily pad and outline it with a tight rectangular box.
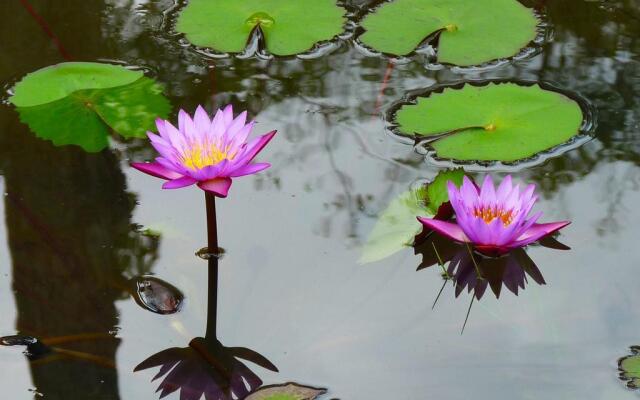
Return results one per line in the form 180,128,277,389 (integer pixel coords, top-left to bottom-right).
359,0,540,66
246,382,327,400
392,82,586,164
176,0,347,56
619,346,640,389
360,169,464,264
10,62,171,152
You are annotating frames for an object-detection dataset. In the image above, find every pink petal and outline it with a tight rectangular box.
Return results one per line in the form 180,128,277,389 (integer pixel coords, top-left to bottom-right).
236,130,277,164
222,104,234,127
495,175,513,202
417,217,470,243
512,221,571,248
229,162,270,177
131,162,183,180
479,175,496,205
459,176,479,207
197,177,233,198
193,105,211,133
162,176,197,189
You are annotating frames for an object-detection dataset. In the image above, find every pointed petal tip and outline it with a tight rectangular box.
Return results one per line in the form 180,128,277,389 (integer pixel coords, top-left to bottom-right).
417,217,470,243
131,162,183,180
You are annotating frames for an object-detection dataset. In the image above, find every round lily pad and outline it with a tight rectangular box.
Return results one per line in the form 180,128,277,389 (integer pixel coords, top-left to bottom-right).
393,83,585,163
10,63,170,152
359,0,539,66
361,169,464,264
10,62,143,107
176,0,347,56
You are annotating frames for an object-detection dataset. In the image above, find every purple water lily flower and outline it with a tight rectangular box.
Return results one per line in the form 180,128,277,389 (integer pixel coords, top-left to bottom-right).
132,105,276,198
418,175,570,256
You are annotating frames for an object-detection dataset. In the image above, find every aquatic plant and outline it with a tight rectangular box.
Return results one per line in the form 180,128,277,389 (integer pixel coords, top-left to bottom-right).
418,175,570,256
246,383,327,400
359,0,539,66
132,105,276,198
360,169,464,263
393,82,585,164
176,0,346,56
10,62,170,152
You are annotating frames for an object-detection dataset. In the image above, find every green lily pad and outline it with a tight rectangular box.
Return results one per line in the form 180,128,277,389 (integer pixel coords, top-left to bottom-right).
394,83,584,163
175,0,346,56
619,346,640,389
360,169,464,264
359,0,539,66
10,62,143,107
246,383,326,400
10,63,170,152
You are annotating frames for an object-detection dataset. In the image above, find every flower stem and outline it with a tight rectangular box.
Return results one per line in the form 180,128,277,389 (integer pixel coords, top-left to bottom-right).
205,192,219,339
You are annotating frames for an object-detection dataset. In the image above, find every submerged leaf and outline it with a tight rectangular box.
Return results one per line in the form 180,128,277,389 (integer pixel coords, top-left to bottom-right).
359,0,539,66
246,383,326,400
176,0,346,56
394,83,584,163
360,169,464,264
12,64,170,152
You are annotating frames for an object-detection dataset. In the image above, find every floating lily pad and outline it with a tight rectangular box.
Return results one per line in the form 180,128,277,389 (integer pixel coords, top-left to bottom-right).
246,383,326,400
10,63,170,152
360,169,464,264
176,0,346,56
619,346,640,389
359,0,539,66
10,62,143,107
394,83,584,163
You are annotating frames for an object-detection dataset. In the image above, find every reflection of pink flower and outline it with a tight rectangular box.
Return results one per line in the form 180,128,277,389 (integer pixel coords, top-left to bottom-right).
135,338,277,400
418,175,570,256
132,105,276,198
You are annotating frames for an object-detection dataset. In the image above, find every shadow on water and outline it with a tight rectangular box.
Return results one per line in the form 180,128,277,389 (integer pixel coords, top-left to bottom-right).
0,105,161,398
135,193,278,400
415,232,570,332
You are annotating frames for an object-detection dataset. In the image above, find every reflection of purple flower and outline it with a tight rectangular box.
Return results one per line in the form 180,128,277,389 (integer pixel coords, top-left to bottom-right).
132,105,276,198
418,175,569,256
135,338,278,400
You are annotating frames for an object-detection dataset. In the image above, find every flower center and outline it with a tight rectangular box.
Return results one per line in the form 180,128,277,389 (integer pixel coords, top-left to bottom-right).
181,144,236,170
473,206,514,226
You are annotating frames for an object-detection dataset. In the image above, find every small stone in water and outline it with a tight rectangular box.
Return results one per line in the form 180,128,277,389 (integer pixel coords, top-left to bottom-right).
133,276,184,315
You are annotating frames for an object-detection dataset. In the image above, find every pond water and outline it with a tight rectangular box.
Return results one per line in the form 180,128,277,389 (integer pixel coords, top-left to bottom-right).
1,0,640,399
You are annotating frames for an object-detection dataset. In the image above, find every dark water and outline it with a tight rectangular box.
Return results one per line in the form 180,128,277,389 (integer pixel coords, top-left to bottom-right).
0,0,639,399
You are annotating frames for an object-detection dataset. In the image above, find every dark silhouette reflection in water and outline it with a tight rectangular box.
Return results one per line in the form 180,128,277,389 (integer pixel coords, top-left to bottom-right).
0,106,164,398
135,192,279,400
415,232,570,332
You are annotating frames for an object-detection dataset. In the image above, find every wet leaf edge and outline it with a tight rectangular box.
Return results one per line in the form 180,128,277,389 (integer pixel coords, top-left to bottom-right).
352,0,549,69
385,79,596,170
167,0,355,60
618,346,640,390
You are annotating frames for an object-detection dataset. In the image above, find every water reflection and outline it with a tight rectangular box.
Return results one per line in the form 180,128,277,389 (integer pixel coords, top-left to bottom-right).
0,111,162,398
415,232,569,331
135,195,278,399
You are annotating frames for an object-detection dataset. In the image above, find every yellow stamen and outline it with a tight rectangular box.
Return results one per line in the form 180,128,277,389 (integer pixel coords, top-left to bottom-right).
473,206,514,226
484,123,496,132
445,24,458,32
181,144,236,170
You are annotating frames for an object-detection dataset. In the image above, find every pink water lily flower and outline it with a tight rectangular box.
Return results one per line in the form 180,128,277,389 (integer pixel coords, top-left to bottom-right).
131,105,276,198
418,175,570,256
